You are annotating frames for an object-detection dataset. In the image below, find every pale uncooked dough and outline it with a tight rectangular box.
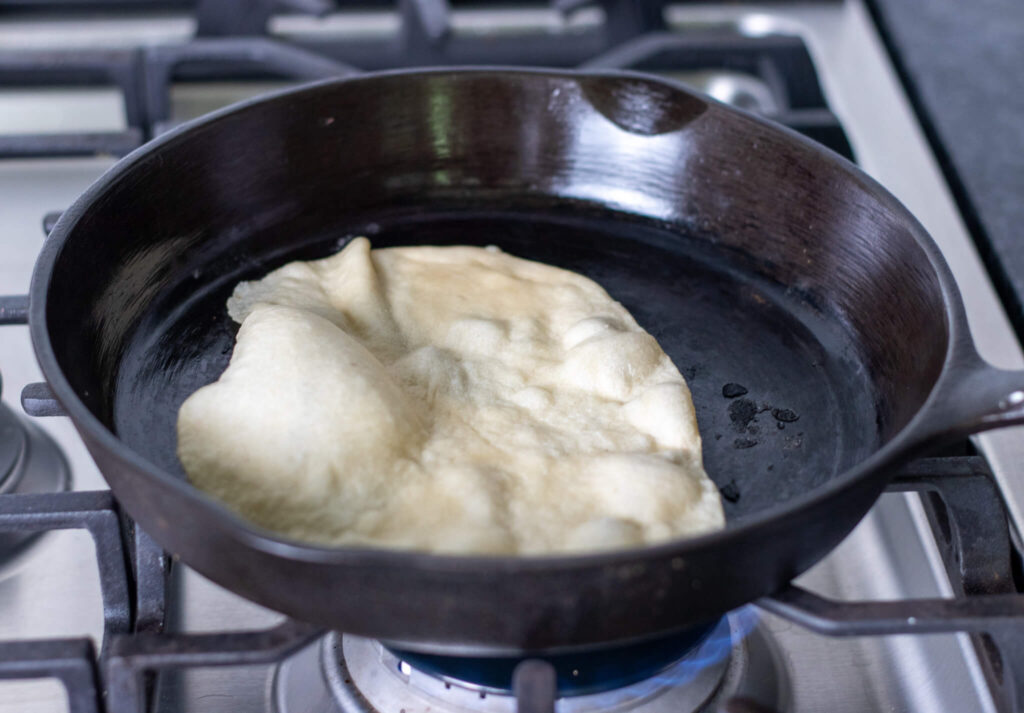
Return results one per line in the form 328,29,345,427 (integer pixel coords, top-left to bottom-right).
177,238,724,555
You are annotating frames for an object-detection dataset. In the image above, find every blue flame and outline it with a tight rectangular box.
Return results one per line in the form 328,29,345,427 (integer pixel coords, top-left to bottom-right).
568,606,760,707
651,606,760,687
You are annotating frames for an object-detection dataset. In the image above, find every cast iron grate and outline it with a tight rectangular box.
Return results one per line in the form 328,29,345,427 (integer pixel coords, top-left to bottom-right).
0,457,1023,713
0,0,853,159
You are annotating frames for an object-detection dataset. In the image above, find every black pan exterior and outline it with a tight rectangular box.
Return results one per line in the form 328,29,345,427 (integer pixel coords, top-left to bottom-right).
30,70,964,652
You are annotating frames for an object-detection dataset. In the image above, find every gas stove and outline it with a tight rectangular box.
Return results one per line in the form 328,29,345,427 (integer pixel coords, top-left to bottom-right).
1,2,1023,713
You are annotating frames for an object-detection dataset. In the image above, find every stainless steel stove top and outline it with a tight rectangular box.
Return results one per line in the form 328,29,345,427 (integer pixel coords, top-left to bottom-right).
0,2,1021,712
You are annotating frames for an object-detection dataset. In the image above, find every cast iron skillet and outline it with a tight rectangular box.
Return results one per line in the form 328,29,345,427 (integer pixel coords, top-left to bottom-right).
28,69,1024,654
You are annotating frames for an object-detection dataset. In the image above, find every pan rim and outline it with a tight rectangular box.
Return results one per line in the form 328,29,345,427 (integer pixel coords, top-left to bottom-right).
28,66,965,572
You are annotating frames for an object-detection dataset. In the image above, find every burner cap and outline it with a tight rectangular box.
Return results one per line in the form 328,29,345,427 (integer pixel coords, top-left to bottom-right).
0,399,70,563
0,405,28,489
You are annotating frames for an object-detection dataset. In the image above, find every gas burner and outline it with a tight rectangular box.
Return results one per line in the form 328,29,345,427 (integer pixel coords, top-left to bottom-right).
0,398,70,567
385,622,721,697
273,611,787,713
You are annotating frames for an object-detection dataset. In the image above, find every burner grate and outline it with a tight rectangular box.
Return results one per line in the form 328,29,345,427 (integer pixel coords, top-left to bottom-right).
0,638,101,713
0,457,1022,712
0,0,853,159
0,490,163,641
105,619,322,713
0,48,145,157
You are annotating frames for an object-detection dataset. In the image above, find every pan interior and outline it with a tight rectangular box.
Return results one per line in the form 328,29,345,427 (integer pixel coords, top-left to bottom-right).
112,209,878,526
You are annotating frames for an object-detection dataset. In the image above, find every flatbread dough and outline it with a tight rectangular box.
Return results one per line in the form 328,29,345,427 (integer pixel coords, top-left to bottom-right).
177,238,724,555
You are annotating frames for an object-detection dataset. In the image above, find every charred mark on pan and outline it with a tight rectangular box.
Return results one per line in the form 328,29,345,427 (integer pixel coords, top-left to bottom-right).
727,398,759,432
772,408,800,423
722,382,748,398
733,438,758,449
719,480,741,502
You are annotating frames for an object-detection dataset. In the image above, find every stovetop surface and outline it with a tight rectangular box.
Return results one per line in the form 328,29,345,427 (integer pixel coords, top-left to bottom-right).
0,2,1022,712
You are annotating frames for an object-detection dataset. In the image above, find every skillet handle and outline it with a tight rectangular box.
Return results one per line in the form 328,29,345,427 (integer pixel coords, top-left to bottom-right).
908,349,1024,453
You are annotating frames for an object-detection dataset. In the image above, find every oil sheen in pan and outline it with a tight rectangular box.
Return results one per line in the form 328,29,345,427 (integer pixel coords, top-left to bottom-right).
112,209,878,527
